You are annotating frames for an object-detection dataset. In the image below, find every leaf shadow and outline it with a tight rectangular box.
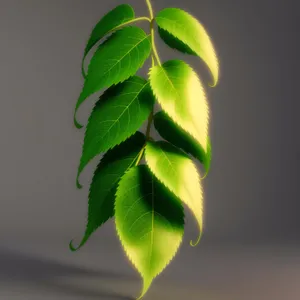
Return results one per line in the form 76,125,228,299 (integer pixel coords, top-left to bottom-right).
0,247,134,299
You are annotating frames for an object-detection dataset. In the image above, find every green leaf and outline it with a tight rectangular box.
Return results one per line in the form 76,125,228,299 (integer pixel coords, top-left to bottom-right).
155,8,219,86
145,140,203,246
115,165,184,299
76,76,154,188
157,27,196,55
74,26,151,128
69,132,145,251
81,4,135,78
149,59,210,154
153,111,212,175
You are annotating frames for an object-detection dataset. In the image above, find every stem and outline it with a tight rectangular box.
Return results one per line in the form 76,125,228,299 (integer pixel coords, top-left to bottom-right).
135,0,160,166
112,17,151,33
145,0,154,19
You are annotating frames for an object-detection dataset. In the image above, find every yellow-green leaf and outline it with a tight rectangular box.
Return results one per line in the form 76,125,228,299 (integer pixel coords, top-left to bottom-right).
149,59,210,153
145,140,204,246
155,7,219,86
115,165,184,299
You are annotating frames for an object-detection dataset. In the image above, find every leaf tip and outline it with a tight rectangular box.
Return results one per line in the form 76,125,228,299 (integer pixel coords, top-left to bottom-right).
74,116,83,129
76,177,83,189
190,231,202,247
69,239,79,252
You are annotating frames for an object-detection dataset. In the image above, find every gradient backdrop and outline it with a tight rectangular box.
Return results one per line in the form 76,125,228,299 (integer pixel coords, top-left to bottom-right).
0,0,299,299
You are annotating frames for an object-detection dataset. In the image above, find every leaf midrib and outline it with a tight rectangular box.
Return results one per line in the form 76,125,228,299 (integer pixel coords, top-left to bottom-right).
92,33,151,82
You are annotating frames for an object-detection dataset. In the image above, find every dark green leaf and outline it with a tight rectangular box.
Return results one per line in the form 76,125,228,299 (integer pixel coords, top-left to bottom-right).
69,132,145,251
153,111,212,174
74,26,151,128
115,164,184,299
157,27,196,55
76,76,154,188
82,4,135,78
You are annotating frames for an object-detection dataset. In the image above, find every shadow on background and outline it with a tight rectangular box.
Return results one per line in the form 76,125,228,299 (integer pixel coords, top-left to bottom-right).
0,247,134,299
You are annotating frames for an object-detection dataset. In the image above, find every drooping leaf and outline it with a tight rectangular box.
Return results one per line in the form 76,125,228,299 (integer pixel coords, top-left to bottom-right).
149,59,210,154
157,27,196,55
154,111,212,175
76,76,154,188
69,132,146,251
145,140,203,246
81,4,135,78
74,26,151,128
115,165,184,299
155,8,219,86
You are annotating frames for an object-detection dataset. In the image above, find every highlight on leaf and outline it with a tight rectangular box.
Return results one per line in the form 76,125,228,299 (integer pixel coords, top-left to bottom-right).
145,140,204,246
149,59,210,154
76,76,154,188
74,26,151,128
154,111,212,175
155,7,219,86
115,165,184,299
69,132,146,251
81,4,135,78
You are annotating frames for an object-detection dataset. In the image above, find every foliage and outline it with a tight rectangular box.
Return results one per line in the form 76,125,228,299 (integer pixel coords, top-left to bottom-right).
70,1,219,298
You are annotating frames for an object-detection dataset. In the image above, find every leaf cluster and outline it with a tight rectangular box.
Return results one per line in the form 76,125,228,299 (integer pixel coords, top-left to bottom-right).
70,2,219,298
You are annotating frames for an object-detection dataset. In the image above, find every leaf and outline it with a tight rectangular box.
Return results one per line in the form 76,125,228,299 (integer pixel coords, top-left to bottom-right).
155,8,219,86
153,111,212,175
157,27,196,55
81,4,135,78
76,76,154,188
145,140,204,246
69,132,146,251
74,26,151,128
149,59,210,154
115,165,184,299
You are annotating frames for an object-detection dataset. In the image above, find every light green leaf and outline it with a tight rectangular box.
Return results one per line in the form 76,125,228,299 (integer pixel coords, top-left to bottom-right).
154,111,212,175
81,4,135,78
76,76,154,188
115,165,184,299
155,8,219,86
149,59,210,154
145,140,204,246
74,26,151,128
69,132,145,251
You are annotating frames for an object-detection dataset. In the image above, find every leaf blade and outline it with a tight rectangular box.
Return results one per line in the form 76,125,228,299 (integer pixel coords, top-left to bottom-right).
75,26,151,128
69,132,146,251
149,59,210,154
76,76,154,188
115,165,184,298
154,111,212,175
145,140,204,246
82,4,135,78
155,8,219,86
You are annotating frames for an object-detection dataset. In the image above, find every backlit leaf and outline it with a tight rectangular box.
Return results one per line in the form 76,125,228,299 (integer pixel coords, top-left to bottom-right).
81,4,135,78
69,132,145,251
115,165,184,299
145,140,204,246
149,59,210,154
154,111,212,175
155,8,219,86
76,76,154,188
74,26,151,128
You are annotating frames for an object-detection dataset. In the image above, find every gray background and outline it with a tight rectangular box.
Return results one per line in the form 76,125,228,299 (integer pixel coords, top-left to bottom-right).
0,0,299,299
